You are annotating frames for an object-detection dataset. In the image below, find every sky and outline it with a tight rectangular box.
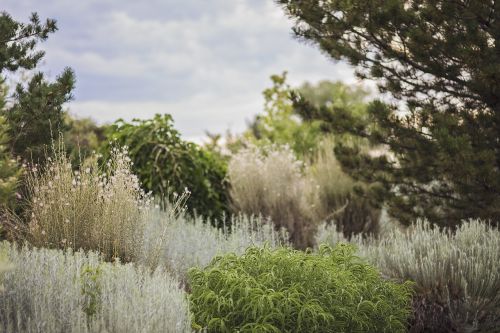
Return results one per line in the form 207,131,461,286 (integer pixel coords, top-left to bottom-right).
3,0,358,141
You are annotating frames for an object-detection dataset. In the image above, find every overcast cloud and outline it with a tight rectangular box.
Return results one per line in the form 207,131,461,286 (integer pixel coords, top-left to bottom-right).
3,1,357,140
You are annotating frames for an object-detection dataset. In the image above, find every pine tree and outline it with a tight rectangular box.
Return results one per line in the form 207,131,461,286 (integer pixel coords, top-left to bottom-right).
0,80,21,208
277,0,500,227
0,11,74,162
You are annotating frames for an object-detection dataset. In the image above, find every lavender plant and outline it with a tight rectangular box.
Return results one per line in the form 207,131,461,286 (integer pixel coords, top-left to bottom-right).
0,242,192,333
316,219,500,332
140,206,288,280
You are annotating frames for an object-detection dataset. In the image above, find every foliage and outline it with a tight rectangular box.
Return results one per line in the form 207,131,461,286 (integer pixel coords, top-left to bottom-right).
244,72,322,157
188,244,414,332
64,114,107,162
228,145,319,248
0,242,192,332
308,138,380,238
0,11,75,163
299,80,370,111
20,143,150,261
6,69,74,162
0,12,56,73
103,114,229,221
318,219,500,332
81,264,103,320
140,207,288,279
0,83,22,208
278,0,500,227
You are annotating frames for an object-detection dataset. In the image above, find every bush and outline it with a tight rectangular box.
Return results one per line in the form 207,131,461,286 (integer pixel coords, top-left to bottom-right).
188,244,414,332
0,242,191,333
103,114,229,221
365,220,500,332
228,145,319,248
140,206,288,279
21,144,149,261
318,219,500,332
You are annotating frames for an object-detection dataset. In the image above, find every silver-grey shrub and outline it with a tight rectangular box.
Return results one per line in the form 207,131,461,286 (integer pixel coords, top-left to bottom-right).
140,207,288,280
316,219,500,332
0,242,191,333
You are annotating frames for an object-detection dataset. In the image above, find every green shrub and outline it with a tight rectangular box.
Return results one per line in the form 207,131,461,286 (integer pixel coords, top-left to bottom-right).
188,244,414,332
103,114,229,221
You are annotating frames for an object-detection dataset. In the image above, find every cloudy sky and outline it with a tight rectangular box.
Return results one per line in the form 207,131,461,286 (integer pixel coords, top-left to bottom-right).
3,0,357,140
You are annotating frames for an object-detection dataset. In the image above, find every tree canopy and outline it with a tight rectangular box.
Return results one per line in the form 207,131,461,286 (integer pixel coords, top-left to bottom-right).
0,11,74,162
277,0,500,227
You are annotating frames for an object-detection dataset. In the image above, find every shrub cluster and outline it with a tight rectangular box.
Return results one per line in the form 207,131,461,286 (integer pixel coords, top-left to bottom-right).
308,138,380,238
0,243,192,333
188,244,414,332
317,219,500,332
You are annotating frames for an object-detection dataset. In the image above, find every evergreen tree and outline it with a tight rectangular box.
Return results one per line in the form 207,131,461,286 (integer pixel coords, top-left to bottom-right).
0,81,21,208
0,11,74,162
277,0,500,227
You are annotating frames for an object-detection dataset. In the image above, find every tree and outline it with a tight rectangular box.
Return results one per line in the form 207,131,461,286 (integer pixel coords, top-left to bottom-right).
244,72,322,157
0,11,75,162
0,81,21,208
277,0,500,227
103,114,230,221
64,114,107,162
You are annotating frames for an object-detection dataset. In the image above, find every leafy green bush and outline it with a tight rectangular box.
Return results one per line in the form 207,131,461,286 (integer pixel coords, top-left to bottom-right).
103,114,229,220
188,244,413,332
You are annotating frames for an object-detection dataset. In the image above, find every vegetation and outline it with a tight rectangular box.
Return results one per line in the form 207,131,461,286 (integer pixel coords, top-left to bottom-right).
141,208,288,279
228,145,319,248
243,72,322,157
22,144,149,261
277,0,500,228
0,243,192,332
189,244,414,332
64,114,107,162
103,114,229,221
0,114,22,209
318,219,500,332
0,4,498,333
308,138,380,238
0,12,75,163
